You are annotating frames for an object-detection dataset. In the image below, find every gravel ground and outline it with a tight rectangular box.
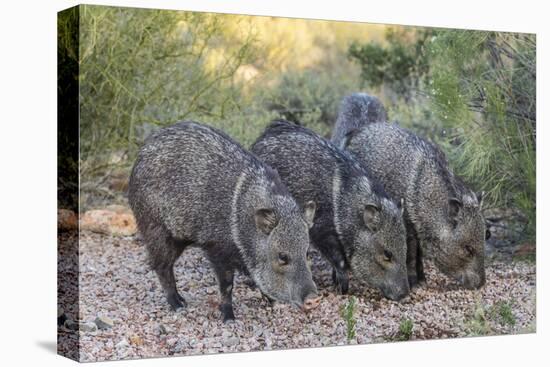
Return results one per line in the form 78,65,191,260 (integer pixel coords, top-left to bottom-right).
58,230,536,362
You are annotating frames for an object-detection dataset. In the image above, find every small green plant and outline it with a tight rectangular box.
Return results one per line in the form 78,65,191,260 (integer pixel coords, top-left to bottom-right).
341,296,357,342
397,318,414,341
467,300,516,336
466,303,492,336
496,302,516,327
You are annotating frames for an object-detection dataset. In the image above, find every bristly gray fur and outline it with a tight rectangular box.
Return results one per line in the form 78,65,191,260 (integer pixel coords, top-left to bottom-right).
331,93,388,148
128,121,318,321
333,93,486,289
251,120,409,301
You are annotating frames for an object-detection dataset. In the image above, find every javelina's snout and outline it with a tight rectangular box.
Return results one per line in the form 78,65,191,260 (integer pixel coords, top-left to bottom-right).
382,277,410,301
385,287,409,301
302,293,322,311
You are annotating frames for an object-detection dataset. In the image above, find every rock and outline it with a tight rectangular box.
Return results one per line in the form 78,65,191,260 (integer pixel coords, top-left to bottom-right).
129,334,144,346
80,322,98,332
58,209,78,231
224,336,240,347
57,307,67,326
158,324,172,335
115,339,129,349
221,330,232,339
63,319,78,331
94,315,114,330
80,209,137,237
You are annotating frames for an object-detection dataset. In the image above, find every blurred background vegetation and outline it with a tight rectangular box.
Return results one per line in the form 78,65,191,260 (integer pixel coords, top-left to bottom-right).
58,5,535,241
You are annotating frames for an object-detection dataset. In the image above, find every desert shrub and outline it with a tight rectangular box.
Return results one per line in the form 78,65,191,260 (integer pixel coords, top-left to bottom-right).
261,67,361,138
428,31,536,239
348,27,431,99
79,5,257,177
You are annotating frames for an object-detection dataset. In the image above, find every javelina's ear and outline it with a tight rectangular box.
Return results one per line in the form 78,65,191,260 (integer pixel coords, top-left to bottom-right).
363,204,381,232
476,191,485,207
255,209,278,235
304,201,316,229
449,198,462,218
342,128,360,149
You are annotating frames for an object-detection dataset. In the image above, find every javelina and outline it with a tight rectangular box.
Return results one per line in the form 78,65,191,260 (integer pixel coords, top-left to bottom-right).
251,120,409,301
128,121,319,322
333,93,487,289
331,93,388,145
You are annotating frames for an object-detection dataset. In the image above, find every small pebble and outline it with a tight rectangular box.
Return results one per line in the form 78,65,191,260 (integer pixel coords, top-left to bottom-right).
63,319,78,331
95,315,114,330
224,336,240,347
80,322,98,333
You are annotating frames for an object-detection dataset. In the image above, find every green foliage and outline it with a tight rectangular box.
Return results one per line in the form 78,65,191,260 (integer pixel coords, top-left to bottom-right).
349,28,536,241
348,27,431,97
79,5,257,177
466,300,516,336
466,302,493,336
341,296,357,342
397,318,414,341
429,31,536,240
261,68,360,138
495,301,516,327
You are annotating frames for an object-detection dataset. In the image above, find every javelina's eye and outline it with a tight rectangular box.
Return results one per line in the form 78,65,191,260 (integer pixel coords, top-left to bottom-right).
278,252,290,266
465,245,475,257
383,250,393,262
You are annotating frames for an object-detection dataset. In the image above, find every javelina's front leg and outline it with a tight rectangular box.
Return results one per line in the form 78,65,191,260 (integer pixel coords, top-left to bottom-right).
316,234,349,294
206,245,237,322
416,243,426,284
331,267,349,294
406,232,420,288
212,264,235,322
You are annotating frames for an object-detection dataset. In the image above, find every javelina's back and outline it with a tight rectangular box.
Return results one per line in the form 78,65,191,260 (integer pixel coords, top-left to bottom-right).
129,121,263,242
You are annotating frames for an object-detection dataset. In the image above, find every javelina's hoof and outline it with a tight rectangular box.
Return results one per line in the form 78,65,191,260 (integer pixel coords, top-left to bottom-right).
336,282,349,295
332,270,349,294
220,304,235,323
223,315,235,324
167,293,187,311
